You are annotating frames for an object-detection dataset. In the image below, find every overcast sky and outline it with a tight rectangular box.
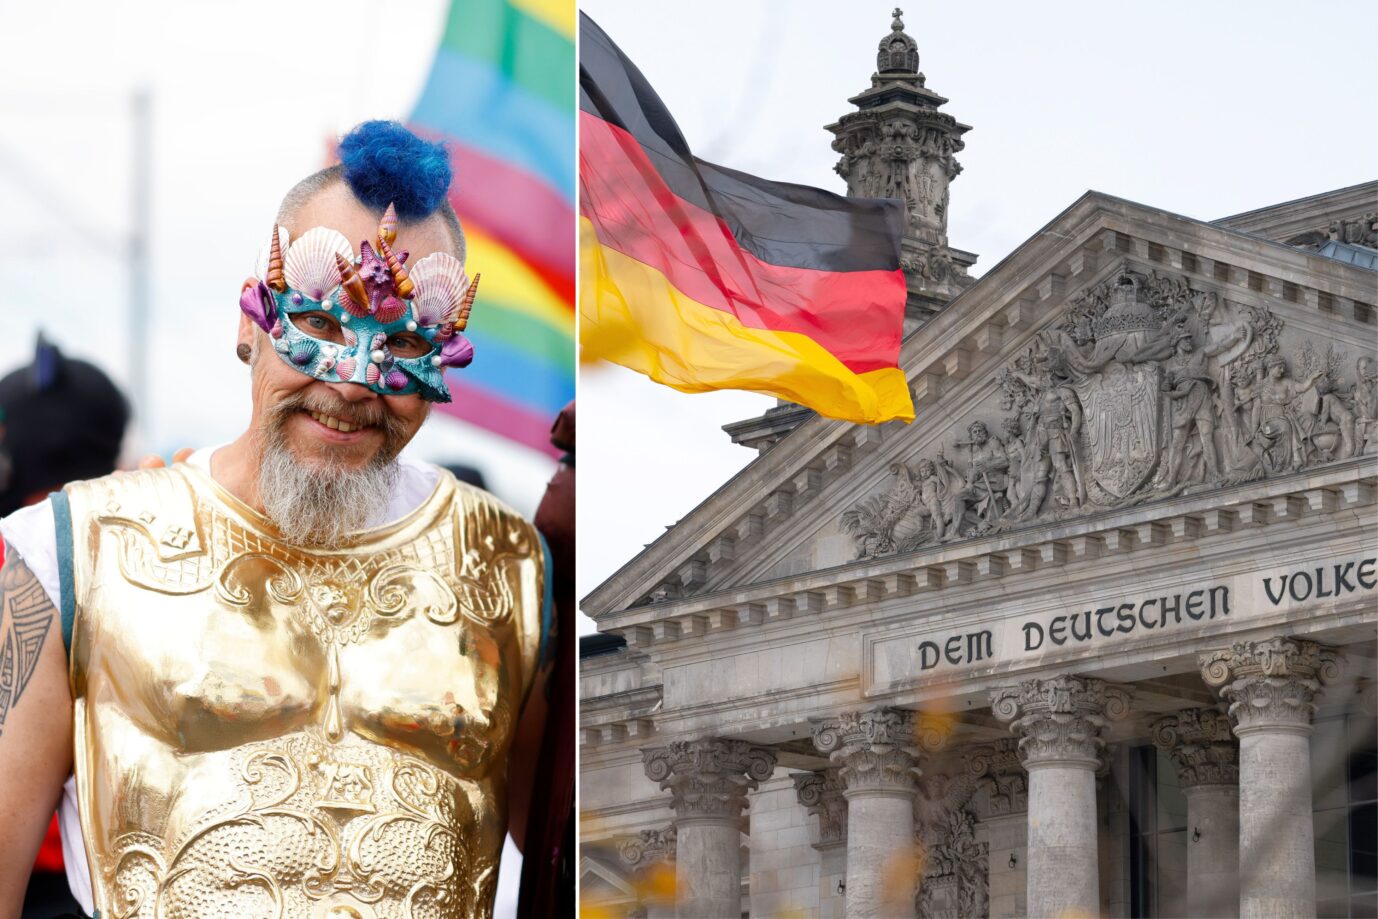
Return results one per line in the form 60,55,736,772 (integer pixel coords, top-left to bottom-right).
0,0,556,516
576,0,1378,630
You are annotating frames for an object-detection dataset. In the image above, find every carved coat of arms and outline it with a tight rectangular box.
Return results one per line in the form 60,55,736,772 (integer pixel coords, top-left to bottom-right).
1071,362,1162,499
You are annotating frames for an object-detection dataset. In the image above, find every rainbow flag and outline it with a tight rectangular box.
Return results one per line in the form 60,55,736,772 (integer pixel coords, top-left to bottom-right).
409,0,575,457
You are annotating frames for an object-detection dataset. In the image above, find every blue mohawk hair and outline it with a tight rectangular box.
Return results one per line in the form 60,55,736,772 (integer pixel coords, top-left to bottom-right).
337,121,453,221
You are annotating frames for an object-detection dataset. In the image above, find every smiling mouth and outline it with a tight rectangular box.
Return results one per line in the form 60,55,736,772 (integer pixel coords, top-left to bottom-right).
306,409,370,434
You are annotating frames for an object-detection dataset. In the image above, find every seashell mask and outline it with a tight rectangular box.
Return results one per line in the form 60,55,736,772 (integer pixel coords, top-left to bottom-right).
240,203,478,403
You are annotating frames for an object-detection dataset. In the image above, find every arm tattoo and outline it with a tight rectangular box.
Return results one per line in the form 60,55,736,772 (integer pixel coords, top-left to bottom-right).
0,540,56,735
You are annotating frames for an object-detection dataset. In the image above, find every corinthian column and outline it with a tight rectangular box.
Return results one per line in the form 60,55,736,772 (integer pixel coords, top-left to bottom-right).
1152,708,1240,918
813,708,945,918
1201,638,1341,919
990,675,1131,919
642,739,777,919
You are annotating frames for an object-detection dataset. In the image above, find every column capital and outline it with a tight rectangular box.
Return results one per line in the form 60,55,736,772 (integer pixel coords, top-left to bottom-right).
792,769,848,848
1199,637,1342,734
618,824,677,870
811,707,947,795
642,738,777,820
1151,707,1239,787
963,739,1027,816
989,675,1131,769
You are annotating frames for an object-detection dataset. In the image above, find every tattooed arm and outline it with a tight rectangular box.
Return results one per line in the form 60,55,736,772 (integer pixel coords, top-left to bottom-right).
0,540,73,919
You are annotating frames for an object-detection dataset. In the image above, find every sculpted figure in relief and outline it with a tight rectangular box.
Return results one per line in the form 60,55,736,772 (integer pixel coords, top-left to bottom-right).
840,264,1368,562
1160,331,1222,489
1237,355,1326,473
1006,350,1085,517
913,455,964,544
1355,356,1378,454
953,421,1010,527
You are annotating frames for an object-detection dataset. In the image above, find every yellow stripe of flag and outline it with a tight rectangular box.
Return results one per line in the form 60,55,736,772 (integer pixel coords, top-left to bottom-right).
465,225,573,336
580,219,913,423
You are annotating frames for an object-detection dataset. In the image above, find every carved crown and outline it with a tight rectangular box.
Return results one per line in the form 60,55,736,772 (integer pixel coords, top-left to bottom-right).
878,8,920,73
1092,273,1161,336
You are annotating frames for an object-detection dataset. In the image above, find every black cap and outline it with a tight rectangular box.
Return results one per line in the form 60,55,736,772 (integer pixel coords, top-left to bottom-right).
0,337,130,516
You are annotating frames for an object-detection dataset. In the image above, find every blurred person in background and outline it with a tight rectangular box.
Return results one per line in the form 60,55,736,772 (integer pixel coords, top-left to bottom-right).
0,121,557,919
0,338,129,919
517,402,574,919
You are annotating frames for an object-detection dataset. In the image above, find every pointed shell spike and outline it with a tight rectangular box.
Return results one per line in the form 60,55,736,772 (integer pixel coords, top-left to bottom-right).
265,224,287,292
378,202,398,249
455,273,480,331
377,237,415,299
334,253,370,316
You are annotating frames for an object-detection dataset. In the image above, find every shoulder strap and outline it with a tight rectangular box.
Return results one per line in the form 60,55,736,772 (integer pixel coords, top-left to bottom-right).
50,489,76,654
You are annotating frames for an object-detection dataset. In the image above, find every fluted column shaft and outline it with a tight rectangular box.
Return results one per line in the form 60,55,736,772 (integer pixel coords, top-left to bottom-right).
1202,638,1340,919
1153,707,1241,918
814,709,944,918
642,739,777,919
991,675,1130,919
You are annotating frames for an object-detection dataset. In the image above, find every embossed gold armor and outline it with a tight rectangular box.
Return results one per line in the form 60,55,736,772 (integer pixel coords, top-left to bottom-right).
64,465,544,918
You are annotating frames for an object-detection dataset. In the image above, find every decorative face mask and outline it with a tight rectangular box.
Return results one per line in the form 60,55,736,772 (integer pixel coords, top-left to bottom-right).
238,203,478,403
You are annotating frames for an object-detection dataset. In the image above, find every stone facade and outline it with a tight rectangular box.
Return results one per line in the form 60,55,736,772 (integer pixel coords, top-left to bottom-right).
580,10,1378,919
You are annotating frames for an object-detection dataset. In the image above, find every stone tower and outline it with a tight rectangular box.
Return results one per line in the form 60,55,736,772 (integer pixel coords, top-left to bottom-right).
827,8,977,321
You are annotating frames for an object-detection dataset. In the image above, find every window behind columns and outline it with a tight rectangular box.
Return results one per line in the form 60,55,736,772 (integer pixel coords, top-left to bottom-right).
1127,746,1188,918
1313,711,1377,919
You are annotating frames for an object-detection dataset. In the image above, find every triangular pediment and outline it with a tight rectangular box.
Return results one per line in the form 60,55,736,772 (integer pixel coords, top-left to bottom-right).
578,854,634,900
582,189,1378,624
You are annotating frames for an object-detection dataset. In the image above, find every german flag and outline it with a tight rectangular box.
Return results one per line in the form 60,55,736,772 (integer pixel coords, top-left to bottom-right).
578,14,915,424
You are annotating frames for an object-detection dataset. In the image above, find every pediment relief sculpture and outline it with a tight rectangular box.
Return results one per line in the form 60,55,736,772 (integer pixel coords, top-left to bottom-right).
844,264,1376,560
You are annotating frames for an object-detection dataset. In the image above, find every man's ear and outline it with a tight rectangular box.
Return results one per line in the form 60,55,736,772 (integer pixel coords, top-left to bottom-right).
237,279,267,365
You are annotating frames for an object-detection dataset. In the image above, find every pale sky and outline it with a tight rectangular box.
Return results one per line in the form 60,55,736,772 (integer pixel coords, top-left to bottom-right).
577,0,1378,629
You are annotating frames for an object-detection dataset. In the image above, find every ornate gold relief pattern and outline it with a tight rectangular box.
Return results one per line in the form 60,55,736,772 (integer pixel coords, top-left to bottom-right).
451,496,536,627
104,734,489,919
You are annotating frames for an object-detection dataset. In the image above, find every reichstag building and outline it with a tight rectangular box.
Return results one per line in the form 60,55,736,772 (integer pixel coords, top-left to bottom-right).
580,11,1377,918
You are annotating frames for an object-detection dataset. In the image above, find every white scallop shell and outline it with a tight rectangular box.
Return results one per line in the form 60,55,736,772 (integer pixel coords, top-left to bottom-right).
253,225,291,277
408,252,469,328
283,226,354,301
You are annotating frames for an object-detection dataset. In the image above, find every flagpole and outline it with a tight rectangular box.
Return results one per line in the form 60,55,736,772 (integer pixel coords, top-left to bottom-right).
128,87,151,437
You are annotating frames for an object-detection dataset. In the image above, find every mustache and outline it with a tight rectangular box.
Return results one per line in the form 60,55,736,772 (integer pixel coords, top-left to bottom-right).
259,389,414,469
268,391,403,434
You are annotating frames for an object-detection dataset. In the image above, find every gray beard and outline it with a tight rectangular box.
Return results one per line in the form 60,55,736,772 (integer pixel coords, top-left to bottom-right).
257,438,400,548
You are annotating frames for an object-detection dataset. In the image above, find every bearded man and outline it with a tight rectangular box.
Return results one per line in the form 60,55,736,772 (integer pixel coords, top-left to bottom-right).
0,121,554,919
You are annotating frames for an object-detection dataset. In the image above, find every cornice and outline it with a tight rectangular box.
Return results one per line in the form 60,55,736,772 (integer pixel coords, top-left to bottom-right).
582,192,1377,620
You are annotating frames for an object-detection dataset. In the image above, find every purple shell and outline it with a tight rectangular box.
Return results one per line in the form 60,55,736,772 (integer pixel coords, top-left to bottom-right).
438,333,474,369
239,281,277,333
384,370,408,391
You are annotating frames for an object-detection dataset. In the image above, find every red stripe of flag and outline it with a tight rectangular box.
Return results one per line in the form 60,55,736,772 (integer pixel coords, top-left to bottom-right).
581,111,905,374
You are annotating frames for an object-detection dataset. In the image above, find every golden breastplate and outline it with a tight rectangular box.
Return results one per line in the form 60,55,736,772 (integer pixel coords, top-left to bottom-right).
64,465,544,919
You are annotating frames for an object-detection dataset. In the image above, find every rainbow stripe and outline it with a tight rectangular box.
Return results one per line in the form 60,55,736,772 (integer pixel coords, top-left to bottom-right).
410,0,575,456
